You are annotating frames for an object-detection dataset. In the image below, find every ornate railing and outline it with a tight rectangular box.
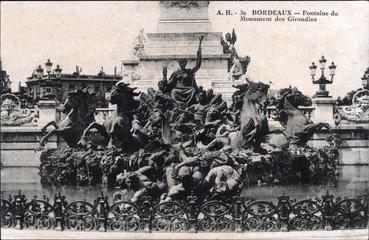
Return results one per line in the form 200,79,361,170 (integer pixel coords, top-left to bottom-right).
1,191,367,232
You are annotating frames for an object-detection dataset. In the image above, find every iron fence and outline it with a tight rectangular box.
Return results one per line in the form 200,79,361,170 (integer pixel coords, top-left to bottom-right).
1,191,368,232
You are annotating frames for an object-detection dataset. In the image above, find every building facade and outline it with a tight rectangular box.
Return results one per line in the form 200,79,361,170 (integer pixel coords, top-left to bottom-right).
26,60,122,107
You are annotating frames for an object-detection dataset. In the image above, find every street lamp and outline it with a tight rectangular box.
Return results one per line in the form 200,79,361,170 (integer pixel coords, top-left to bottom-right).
54,65,62,78
309,56,336,97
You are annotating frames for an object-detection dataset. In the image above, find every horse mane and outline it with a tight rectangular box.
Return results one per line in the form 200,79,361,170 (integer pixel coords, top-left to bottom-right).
232,80,270,100
275,88,293,111
111,85,141,111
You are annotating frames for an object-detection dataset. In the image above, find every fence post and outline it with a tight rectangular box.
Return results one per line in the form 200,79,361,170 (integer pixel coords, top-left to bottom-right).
13,190,26,230
277,193,290,232
321,191,334,231
53,192,66,231
141,196,152,233
96,192,109,232
187,194,198,233
233,196,243,232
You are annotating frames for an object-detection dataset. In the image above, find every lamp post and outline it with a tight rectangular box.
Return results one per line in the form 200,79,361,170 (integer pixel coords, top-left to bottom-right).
309,56,336,97
37,59,57,125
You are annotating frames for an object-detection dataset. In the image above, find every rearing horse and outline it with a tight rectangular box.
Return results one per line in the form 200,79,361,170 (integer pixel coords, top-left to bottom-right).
78,82,146,152
37,90,95,150
230,80,270,152
265,87,330,148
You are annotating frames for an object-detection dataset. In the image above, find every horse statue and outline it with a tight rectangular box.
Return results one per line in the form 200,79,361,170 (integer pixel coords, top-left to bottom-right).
37,88,96,150
78,81,147,152
264,87,330,149
230,80,270,153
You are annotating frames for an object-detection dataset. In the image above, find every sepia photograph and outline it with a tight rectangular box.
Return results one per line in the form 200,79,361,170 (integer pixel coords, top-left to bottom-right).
1,1,368,239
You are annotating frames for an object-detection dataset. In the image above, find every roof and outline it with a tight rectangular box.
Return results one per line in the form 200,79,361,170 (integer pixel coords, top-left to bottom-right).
26,73,122,83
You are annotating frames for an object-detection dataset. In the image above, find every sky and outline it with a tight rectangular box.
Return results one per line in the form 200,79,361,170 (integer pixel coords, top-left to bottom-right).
1,1,369,98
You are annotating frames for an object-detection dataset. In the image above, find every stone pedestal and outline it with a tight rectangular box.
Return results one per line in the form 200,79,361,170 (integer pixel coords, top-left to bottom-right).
158,1,212,33
312,97,335,124
308,125,369,164
1,127,58,183
122,1,236,102
37,99,57,127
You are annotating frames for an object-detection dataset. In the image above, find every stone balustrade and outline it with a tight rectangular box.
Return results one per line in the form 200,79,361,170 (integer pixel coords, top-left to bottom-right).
94,108,116,124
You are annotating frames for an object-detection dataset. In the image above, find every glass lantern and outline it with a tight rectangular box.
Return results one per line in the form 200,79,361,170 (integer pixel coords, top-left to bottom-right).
328,62,337,79
45,59,53,74
36,65,44,78
319,56,327,70
54,65,62,78
309,62,317,79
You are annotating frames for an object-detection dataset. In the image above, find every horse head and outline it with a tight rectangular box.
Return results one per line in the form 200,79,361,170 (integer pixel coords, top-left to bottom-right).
62,92,78,114
111,82,140,111
233,80,270,105
277,87,312,109
244,81,270,107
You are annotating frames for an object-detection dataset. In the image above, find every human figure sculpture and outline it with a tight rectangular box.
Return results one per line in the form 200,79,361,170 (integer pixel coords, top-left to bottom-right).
0,93,38,126
203,165,242,198
197,121,239,151
189,89,209,124
141,79,178,144
165,36,204,108
132,28,146,56
116,166,166,203
229,56,251,82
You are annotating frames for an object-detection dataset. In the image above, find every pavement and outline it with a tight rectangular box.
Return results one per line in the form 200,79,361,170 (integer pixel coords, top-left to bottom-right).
1,228,368,240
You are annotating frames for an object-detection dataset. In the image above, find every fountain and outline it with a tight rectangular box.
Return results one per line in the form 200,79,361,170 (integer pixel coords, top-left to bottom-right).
1,1,368,234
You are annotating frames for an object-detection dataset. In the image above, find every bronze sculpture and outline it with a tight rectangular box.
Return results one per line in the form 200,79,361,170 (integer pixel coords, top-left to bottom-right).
165,36,204,108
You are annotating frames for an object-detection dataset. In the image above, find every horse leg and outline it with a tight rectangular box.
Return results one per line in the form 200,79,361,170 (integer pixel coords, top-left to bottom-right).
78,122,110,147
38,129,56,149
41,121,58,134
36,128,66,151
303,122,330,133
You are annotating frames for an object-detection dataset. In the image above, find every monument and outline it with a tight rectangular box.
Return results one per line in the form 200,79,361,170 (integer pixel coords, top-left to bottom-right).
122,1,242,102
1,1,369,236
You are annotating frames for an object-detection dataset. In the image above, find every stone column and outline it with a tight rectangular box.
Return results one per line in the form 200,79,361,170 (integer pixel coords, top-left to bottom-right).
312,97,335,124
37,99,57,127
